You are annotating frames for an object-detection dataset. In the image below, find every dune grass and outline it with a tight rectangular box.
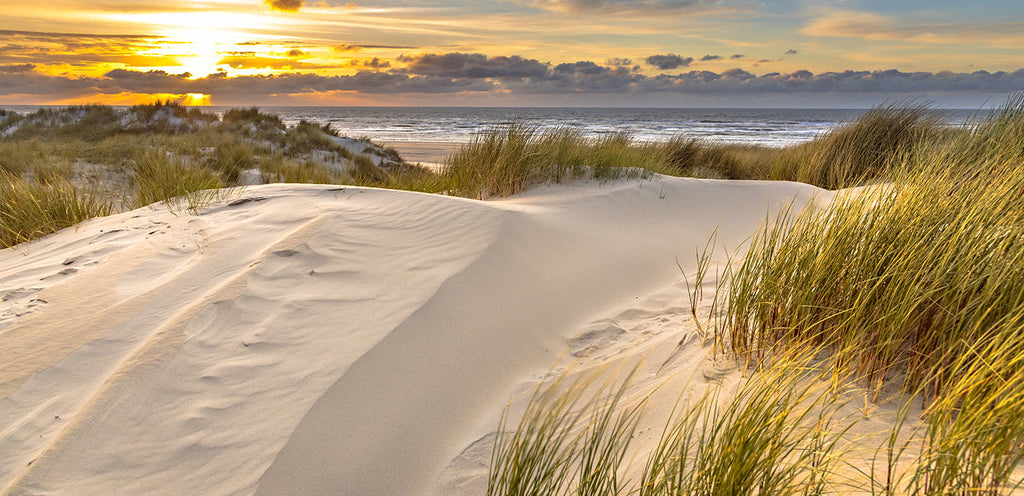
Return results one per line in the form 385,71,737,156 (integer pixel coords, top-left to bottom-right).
718,97,1024,400
639,357,852,496
766,103,939,189
487,97,1024,495
0,101,954,245
0,171,112,248
440,123,772,198
130,149,225,213
489,354,856,496
488,368,645,496
711,95,1024,493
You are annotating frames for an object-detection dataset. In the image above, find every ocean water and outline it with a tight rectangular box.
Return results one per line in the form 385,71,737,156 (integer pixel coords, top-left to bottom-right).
2,105,982,148
234,107,983,148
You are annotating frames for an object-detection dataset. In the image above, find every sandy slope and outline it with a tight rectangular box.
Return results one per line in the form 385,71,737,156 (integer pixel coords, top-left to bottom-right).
0,177,826,496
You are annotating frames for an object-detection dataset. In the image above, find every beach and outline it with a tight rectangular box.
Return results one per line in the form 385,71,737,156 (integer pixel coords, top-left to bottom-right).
382,140,461,167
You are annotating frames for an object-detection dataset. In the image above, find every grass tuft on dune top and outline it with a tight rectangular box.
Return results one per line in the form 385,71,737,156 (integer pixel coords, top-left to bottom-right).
441,122,773,198
130,149,225,213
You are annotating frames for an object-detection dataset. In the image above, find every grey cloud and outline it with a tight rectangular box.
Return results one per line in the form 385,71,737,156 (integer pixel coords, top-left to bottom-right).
606,58,633,66
0,29,165,67
397,53,550,80
97,69,495,96
645,54,693,70
0,63,35,73
3,62,1024,101
553,61,608,75
720,68,755,79
785,49,799,55
352,57,392,69
636,68,1024,95
516,62,639,93
730,54,744,59
215,56,340,71
701,54,722,61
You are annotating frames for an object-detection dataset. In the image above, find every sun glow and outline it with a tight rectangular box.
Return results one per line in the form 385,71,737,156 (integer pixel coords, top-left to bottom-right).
100,10,284,77
182,93,211,105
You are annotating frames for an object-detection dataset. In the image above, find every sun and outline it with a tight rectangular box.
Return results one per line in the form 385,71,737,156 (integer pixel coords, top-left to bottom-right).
103,10,280,77
177,31,227,77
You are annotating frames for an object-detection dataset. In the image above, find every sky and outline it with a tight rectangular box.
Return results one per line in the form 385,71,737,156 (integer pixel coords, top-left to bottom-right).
1,0,1023,107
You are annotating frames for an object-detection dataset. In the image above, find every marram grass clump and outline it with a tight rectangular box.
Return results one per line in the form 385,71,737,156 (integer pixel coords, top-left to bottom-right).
767,103,939,189
488,355,856,496
0,172,112,248
714,94,1024,494
130,150,224,213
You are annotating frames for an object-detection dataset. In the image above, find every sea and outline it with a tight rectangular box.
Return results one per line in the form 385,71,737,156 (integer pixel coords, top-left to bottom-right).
2,105,985,148
236,107,987,148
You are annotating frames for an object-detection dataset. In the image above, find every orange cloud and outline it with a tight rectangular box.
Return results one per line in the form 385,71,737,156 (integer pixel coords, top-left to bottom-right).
47,91,207,106
800,10,1024,48
216,56,338,70
265,0,303,12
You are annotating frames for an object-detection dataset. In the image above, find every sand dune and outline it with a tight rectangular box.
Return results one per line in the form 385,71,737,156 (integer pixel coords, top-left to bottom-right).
0,177,826,496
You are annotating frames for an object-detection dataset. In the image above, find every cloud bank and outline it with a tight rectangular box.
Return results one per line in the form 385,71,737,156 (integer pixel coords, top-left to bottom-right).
3,55,1021,104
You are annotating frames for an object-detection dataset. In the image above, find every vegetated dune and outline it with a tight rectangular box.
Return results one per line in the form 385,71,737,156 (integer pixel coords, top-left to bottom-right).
0,176,826,496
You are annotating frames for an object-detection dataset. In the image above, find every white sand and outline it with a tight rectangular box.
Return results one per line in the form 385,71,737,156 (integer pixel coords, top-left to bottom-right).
0,177,827,496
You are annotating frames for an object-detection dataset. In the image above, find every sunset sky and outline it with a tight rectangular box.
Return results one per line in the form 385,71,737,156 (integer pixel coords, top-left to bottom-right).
1,0,1023,107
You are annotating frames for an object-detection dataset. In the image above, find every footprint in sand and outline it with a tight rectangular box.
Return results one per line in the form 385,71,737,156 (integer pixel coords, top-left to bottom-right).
569,319,627,357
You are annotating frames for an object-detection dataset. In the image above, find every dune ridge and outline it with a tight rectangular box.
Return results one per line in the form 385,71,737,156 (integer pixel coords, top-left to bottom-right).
0,177,825,495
